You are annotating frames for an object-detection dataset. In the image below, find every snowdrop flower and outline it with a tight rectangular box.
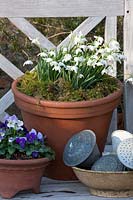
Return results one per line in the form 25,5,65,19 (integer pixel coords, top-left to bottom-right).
76,48,83,55
23,60,33,66
80,45,88,51
31,38,40,46
66,65,78,73
78,74,84,79
88,45,96,51
49,50,56,57
50,61,58,67
52,65,61,73
37,52,48,57
74,56,84,64
87,59,93,66
63,54,72,62
74,32,87,45
45,58,53,63
94,36,104,45
109,40,120,51
63,47,68,53
58,62,65,68
107,55,115,65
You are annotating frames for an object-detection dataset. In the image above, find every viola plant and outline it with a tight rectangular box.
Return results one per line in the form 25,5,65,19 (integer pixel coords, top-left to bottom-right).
0,115,55,160
19,32,125,101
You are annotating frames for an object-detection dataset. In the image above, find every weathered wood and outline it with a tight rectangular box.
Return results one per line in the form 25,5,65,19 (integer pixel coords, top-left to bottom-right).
0,0,124,17
9,18,56,50
0,112,7,122
58,17,104,49
0,90,14,115
0,54,23,80
105,17,117,144
124,0,133,133
5,177,132,200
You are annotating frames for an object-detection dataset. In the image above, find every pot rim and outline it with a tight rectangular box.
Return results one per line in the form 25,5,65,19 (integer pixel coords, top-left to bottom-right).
12,78,123,108
0,157,49,166
72,166,133,174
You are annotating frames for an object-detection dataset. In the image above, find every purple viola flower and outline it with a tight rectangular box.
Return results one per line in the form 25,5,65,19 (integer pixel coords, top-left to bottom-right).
26,129,37,143
16,137,27,149
37,132,44,142
5,115,24,131
32,151,39,158
0,122,6,129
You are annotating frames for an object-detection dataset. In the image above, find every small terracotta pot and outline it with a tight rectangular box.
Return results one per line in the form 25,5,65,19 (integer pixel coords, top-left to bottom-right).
0,158,49,199
12,78,122,180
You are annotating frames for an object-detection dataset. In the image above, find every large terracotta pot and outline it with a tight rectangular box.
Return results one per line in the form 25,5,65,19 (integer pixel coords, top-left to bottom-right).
0,158,49,198
12,79,122,180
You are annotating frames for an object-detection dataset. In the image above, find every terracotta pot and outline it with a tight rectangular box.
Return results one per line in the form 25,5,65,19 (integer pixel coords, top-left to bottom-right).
0,158,49,199
12,79,122,180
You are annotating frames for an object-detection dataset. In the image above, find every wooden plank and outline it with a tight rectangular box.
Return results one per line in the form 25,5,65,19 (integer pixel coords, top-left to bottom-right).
0,112,7,122
0,54,24,80
0,90,14,115
0,0,124,17
124,79,133,133
9,177,132,200
124,0,133,133
9,18,56,50
58,17,104,49
105,17,117,144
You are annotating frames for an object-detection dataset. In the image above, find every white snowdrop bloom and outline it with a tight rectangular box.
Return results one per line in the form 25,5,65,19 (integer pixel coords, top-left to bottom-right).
23,60,33,66
88,45,96,51
52,65,61,73
78,74,84,79
63,54,72,62
87,59,93,66
94,36,103,45
37,52,48,57
76,48,83,55
58,62,65,68
74,56,84,64
74,32,87,45
66,65,78,73
94,40,100,48
96,48,105,54
109,40,120,51
63,47,68,53
107,55,115,65
31,38,40,46
49,50,56,57
118,54,126,60
91,55,99,61
46,58,53,63
50,61,58,67
80,45,88,51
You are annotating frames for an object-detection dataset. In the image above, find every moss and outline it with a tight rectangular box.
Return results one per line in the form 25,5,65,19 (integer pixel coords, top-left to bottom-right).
17,71,120,102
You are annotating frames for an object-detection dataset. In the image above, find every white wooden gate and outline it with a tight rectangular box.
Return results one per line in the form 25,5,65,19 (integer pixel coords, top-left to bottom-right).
0,0,133,137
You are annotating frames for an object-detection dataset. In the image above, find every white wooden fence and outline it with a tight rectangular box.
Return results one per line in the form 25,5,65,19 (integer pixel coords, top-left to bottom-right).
0,0,133,136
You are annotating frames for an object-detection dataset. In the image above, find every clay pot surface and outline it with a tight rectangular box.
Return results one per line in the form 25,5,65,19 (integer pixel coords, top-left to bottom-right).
12,79,122,180
73,167,133,197
0,158,49,198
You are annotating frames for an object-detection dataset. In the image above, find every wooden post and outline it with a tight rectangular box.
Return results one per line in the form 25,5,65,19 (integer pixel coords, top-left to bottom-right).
105,17,117,144
124,0,133,133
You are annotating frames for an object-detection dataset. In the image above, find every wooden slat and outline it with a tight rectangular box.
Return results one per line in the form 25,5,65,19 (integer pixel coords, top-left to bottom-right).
105,17,117,144
58,17,104,49
0,112,8,122
9,18,56,50
124,0,133,133
7,176,132,200
0,0,124,17
0,54,24,80
0,90,14,115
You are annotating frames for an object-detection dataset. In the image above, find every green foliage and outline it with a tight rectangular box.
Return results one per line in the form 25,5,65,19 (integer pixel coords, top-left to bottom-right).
18,71,119,101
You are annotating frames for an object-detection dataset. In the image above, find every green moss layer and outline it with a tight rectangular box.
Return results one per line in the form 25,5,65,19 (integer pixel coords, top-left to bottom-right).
17,71,120,102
